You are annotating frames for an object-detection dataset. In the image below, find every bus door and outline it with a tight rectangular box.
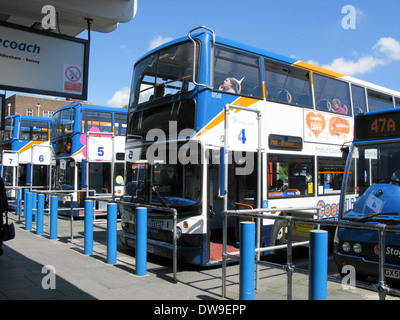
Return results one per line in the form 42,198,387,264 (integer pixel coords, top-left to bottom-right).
87,161,112,211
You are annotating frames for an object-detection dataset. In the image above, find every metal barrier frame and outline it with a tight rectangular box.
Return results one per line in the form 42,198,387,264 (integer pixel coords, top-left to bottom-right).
222,206,400,300
116,200,179,283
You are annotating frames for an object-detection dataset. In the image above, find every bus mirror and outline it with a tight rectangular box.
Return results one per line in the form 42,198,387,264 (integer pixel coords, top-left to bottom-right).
340,146,349,161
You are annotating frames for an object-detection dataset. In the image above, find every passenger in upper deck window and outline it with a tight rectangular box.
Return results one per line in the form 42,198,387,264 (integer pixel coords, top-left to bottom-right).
332,98,347,114
219,77,238,93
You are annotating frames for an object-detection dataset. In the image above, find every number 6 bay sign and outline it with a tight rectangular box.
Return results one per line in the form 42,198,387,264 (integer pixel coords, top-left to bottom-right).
32,146,52,165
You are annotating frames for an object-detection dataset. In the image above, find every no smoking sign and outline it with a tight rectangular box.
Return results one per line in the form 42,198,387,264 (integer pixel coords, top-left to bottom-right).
64,64,83,93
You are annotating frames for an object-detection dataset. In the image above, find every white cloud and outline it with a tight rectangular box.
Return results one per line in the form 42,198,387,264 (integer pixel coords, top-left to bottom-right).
374,37,400,61
148,35,173,51
316,56,385,76
308,37,400,76
107,87,130,107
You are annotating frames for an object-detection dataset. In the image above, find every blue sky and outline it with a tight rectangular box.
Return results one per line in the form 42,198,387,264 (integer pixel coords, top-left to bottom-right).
14,0,400,107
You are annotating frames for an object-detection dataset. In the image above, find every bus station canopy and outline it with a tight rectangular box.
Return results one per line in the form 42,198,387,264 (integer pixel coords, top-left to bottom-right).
0,0,137,36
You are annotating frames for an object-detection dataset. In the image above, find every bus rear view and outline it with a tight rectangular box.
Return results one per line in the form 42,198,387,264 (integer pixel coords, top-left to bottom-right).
334,109,400,281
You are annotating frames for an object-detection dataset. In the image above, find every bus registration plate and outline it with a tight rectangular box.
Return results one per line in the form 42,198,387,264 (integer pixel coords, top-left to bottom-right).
148,219,172,231
385,268,400,279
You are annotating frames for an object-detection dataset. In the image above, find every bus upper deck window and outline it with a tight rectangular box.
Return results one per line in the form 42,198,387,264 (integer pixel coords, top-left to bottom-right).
264,60,312,108
214,46,262,99
314,73,352,116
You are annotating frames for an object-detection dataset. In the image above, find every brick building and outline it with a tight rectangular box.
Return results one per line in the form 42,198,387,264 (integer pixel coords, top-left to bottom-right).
5,94,93,118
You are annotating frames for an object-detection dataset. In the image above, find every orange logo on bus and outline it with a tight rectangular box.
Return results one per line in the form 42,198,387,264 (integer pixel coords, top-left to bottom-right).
306,112,326,138
329,117,350,136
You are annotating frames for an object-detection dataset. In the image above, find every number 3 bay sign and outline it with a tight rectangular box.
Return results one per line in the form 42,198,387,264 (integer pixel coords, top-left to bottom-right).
32,146,52,165
87,136,112,161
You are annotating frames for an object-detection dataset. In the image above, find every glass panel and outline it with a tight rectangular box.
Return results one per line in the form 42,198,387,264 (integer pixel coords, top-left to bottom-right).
367,90,394,111
342,142,400,220
264,60,312,108
82,111,112,133
2,117,14,141
20,119,49,141
128,99,196,138
268,155,314,198
131,42,196,106
314,73,351,115
214,46,262,98
317,157,346,195
351,84,367,115
52,108,75,139
114,113,127,136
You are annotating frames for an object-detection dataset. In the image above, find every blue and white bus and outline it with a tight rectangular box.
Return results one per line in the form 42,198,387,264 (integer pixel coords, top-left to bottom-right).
334,108,400,281
120,26,400,266
51,102,128,216
0,115,52,198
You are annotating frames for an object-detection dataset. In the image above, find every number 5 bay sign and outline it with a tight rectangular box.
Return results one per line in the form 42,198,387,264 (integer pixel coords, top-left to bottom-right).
32,146,52,165
87,136,112,161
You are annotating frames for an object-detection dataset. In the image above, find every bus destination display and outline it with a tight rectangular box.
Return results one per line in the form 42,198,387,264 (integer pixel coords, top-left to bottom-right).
356,111,400,140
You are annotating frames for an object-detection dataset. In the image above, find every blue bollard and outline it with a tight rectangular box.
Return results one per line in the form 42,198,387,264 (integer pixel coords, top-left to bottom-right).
107,203,118,264
84,200,93,255
25,192,33,231
309,230,328,300
32,192,37,221
36,194,45,235
16,188,21,217
23,188,28,218
50,196,58,240
239,221,255,300
136,207,147,276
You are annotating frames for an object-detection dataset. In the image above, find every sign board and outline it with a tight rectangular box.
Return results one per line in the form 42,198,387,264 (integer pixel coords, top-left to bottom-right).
32,146,52,165
0,94,4,130
87,136,113,161
0,21,89,100
2,153,18,167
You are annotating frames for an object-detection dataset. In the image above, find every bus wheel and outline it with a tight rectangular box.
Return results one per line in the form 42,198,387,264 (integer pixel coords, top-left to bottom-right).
271,219,287,258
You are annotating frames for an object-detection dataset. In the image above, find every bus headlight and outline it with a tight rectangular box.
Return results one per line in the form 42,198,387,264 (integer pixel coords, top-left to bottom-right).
176,227,182,239
353,243,362,254
342,242,351,252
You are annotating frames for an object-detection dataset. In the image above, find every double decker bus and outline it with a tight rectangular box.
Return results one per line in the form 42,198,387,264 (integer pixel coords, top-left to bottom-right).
0,115,52,198
334,108,400,282
120,26,400,266
51,102,128,216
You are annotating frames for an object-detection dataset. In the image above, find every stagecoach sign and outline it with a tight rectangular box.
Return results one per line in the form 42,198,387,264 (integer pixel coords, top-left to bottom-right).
0,21,89,100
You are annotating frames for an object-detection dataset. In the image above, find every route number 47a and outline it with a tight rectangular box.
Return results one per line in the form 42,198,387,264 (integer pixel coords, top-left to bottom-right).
238,129,247,144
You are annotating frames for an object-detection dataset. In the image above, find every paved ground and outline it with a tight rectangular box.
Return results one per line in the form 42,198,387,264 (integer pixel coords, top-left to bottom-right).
0,212,398,301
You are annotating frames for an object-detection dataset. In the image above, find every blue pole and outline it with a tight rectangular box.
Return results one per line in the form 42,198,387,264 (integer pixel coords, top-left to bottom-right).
136,207,147,276
309,230,328,300
36,194,45,235
32,192,37,221
84,200,93,255
16,188,21,217
23,188,28,217
25,192,33,231
50,196,58,240
239,221,255,300
107,203,118,264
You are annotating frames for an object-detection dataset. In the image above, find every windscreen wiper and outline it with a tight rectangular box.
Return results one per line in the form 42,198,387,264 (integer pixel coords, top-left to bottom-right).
357,212,400,222
151,183,170,209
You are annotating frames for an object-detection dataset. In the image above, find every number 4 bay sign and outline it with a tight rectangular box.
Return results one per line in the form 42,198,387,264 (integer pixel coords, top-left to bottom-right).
87,136,113,161
32,146,52,165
